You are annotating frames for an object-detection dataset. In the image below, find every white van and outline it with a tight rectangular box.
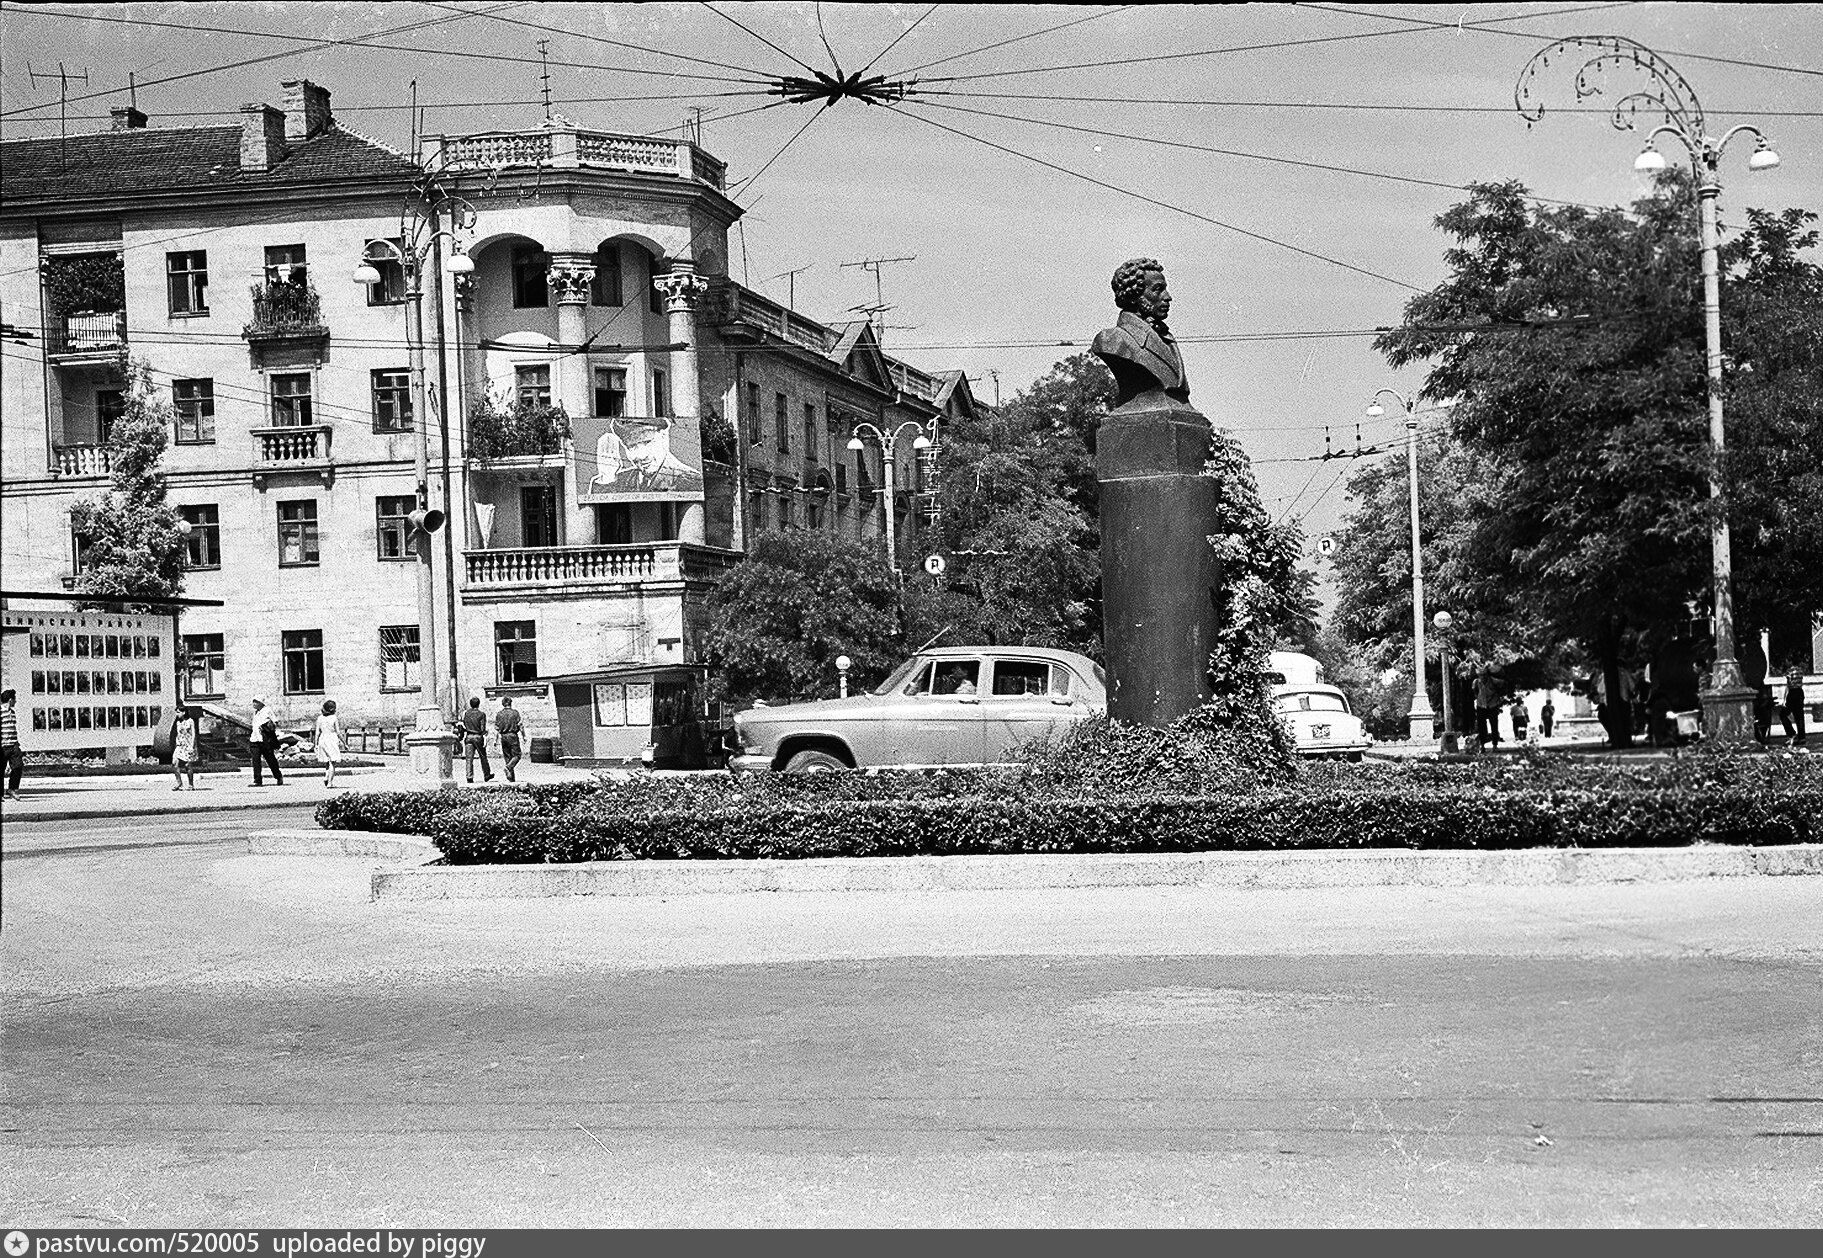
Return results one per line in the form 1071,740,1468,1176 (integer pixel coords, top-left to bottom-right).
1266,651,1373,760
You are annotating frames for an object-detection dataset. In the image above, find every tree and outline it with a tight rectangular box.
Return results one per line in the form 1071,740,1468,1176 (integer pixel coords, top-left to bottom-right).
68,360,187,603
1366,176,1823,745
704,529,903,705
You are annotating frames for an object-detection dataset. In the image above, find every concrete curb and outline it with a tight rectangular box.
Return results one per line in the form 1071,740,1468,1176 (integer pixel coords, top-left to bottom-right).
243,830,1823,901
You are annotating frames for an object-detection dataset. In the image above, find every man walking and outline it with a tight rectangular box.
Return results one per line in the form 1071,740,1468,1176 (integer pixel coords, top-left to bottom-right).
248,697,285,787
1541,697,1556,740
2,688,24,800
460,696,494,783
494,696,524,782
1781,669,1809,748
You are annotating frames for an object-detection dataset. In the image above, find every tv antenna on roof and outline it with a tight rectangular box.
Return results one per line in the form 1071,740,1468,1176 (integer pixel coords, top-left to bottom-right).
536,38,554,122
840,254,915,340
28,62,90,170
768,263,812,311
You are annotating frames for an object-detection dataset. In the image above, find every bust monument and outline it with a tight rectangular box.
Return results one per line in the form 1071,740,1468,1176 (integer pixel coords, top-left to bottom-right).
1091,257,1190,408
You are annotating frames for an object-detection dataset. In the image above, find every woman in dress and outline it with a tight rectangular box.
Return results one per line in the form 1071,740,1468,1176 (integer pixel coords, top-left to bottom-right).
171,705,200,791
314,698,344,789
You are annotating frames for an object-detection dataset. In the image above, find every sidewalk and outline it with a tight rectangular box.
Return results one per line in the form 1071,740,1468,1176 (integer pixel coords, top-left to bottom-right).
0,756,601,823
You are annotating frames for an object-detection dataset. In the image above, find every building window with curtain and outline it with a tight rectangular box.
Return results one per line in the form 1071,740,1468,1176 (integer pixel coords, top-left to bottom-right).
371,369,412,432
594,367,627,417
264,243,308,286
179,504,220,569
277,500,320,566
183,633,226,698
495,621,538,683
282,629,325,695
376,495,414,561
364,238,406,305
166,251,208,315
96,389,125,444
270,373,313,426
515,364,552,407
379,625,421,691
173,379,215,444
591,242,622,306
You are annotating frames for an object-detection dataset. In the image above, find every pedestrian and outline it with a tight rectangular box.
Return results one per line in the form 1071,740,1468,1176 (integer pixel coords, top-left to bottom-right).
314,699,344,789
1781,669,1809,748
248,696,285,787
493,695,524,783
460,696,494,783
1,687,24,801
1509,698,1530,743
1474,672,1501,748
1541,697,1556,740
171,704,200,791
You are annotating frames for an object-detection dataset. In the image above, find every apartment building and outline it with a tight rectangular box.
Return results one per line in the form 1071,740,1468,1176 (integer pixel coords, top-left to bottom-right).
0,81,980,747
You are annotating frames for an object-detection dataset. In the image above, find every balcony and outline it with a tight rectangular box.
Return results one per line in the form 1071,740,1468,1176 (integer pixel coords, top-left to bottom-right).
45,311,127,364
463,542,741,597
250,424,333,487
425,127,726,191
51,443,112,478
243,281,327,343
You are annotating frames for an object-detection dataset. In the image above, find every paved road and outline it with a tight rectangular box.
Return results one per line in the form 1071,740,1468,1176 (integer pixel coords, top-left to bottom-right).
3,817,1821,1227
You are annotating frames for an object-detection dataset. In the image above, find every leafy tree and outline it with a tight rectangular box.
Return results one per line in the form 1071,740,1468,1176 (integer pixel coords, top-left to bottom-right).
1365,176,1822,745
705,529,903,705
68,360,187,603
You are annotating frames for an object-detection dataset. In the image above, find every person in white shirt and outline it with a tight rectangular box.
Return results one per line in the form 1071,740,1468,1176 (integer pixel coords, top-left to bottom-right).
249,696,285,787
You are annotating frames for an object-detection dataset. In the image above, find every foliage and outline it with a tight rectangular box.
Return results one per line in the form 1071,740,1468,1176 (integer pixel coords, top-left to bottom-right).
704,529,904,705
246,279,323,331
467,397,573,461
67,361,187,603
1018,706,1300,798
44,253,125,313
700,408,738,463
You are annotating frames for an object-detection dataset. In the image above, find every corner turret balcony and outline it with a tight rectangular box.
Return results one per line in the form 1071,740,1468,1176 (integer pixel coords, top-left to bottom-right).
462,542,741,600
424,127,726,191
243,281,327,343
250,423,333,488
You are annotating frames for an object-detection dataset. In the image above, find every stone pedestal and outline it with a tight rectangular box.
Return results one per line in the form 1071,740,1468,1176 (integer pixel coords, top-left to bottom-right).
1096,398,1223,727
1700,685,1758,748
405,728,458,788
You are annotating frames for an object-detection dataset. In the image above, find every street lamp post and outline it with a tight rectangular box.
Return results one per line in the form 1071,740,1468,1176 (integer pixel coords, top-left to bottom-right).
1516,35,1780,746
1433,610,1457,754
846,421,931,570
1366,389,1436,742
351,199,477,784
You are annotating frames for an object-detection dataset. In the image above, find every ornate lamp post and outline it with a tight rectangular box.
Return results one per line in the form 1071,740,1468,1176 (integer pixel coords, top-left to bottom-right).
351,195,478,784
1516,35,1781,745
1432,610,1457,753
846,420,931,570
1365,389,1438,741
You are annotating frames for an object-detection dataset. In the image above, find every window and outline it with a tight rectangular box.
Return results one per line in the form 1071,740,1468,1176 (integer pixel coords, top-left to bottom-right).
520,485,558,548
264,243,307,287
379,625,420,691
744,381,762,444
271,373,313,426
774,392,789,452
495,620,538,684
173,379,215,443
648,258,666,315
277,499,320,566
748,488,769,532
776,482,796,528
856,446,875,497
281,629,325,694
376,495,414,561
166,251,208,315
593,367,627,417
72,528,95,576
803,403,819,463
515,364,551,408
596,502,633,544
835,463,849,498
904,659,980,697
591,242,622,306
363,238,406,305
651,369,672,419
372,369,412,431
990,660,1063,697
96,389,125,444
179,504,220,569
183,633,225,698
511,245,547,308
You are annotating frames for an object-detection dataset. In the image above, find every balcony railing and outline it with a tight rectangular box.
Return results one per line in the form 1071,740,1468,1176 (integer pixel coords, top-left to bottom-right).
426,128,726,191
46,311,126,358
464,542,741,590
243,282,326,341
51,444,112,477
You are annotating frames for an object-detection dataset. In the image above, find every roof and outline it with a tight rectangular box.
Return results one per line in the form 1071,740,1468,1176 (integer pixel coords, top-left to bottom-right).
0,124,420,210
542,663,710,686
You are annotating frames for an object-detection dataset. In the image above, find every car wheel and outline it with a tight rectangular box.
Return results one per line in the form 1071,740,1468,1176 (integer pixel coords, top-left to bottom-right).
784,748,849,774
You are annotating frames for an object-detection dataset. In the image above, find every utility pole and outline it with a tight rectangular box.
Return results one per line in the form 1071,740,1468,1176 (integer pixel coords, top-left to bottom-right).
839,254,915,338
768,263,812,311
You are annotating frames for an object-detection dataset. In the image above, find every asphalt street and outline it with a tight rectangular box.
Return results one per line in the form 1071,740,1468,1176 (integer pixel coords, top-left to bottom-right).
2,812,1821,1227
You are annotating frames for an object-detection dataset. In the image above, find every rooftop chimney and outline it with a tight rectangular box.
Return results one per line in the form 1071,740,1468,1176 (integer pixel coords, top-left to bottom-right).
280,80,332,141
240,103,287,172
110,106,148,131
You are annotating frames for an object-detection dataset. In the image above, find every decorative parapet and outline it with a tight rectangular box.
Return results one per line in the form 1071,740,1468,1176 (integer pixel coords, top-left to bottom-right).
250,424,333,487
463,542,741,590
51,444,112,477
426,129,726,190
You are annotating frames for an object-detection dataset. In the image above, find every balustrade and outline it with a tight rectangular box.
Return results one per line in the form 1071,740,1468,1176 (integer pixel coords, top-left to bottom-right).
51,444,112,477
47,311,127,356
252,425,331,464
464,543,740,588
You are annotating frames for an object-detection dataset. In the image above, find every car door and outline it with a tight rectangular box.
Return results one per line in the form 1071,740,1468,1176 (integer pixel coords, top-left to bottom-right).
982,658,1085,760
893,656,988,764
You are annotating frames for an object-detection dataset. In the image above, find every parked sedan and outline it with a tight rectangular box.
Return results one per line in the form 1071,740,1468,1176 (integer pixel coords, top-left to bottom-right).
1273,684,1373,760
729,646,1107,772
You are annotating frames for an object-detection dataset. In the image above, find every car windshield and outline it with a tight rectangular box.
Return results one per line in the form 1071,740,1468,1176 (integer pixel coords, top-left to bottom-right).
1275,690,1350,714
872,656,924,696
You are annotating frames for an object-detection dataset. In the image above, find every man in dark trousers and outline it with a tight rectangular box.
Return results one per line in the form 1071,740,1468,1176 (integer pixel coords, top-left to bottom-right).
1,688,24,800
493,696,524,782
1781,670,1809,747
248,697,285,787
460,696,494,783
1540,697,1556,739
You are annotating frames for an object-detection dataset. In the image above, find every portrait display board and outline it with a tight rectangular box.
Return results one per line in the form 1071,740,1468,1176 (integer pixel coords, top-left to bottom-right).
574,415,704,504
1,609,177,750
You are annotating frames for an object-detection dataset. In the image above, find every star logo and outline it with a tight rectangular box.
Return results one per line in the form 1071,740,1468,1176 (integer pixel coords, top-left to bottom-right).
4,1231,31,1257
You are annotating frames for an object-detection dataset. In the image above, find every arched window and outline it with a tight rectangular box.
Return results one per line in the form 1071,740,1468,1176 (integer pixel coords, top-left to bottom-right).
591,242,622,307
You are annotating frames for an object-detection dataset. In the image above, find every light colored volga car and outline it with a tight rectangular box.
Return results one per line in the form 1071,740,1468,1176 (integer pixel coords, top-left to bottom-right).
729,646,1107,772
1272,683,1373,760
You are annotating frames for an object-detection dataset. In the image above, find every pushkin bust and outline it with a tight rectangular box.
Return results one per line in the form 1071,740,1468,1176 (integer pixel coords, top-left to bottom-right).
1091,257,1191,408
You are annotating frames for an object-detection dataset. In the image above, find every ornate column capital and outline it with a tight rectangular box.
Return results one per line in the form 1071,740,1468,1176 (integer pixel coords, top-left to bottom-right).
655,264,709,314
547,254,597,307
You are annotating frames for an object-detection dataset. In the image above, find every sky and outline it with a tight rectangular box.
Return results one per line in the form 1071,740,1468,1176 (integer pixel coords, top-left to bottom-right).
3,1,1819,573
